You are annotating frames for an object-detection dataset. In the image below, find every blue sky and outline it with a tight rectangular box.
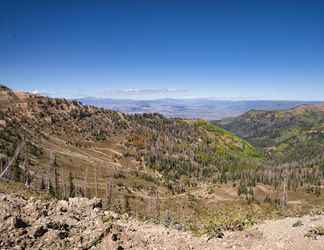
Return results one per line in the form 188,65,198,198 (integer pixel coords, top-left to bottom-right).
1,0,324,100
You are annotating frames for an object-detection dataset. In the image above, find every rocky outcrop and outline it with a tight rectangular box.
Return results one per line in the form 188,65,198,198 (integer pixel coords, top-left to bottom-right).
0,193,124,250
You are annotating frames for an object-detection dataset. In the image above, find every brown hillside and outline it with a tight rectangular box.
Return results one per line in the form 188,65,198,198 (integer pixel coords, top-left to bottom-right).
292,103,324,114
0,85,258,217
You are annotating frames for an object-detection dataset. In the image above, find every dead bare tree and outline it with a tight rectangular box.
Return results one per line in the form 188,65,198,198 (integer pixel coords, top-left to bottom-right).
23,147,31,188
85,165,89,198
95,166,98,197
106,176,113,206
54,166,59,197
47,151,55,194
0,155,4,174
61,165,66,199
0,141,25,180
155,191,160,219
281,168,288,208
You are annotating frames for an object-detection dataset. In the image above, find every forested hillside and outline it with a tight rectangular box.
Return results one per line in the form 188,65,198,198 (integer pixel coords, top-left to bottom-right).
218,105,324,163
0,85,259,203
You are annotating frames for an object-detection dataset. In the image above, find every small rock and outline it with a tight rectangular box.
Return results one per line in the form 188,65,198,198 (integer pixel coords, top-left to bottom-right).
47,221,70,231
3,214,11,221
18,229,28,236
112,233,118,241
57,200,69,213
33,226,48,238
57,231,69,240
292,220,303,227
174,223,183,231
91,198,102,209
13,217,29,229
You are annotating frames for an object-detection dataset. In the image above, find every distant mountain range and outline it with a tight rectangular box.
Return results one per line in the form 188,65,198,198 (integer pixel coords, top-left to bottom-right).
77,98,321,120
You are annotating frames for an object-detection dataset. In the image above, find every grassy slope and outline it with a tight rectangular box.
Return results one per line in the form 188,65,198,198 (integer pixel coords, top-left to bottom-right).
193,120,260,159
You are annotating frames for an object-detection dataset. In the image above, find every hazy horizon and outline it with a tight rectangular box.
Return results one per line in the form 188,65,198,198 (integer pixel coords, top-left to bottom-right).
5,85,324,102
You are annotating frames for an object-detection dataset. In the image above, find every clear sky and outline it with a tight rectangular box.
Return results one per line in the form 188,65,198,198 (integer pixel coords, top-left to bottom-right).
1,0,324,100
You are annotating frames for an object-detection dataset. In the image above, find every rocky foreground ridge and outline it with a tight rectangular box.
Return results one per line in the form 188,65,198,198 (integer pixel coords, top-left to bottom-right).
1,193,324,250
0,193,124,250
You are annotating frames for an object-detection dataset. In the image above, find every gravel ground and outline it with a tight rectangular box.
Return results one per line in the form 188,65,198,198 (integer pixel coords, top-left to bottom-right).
100,213,324,250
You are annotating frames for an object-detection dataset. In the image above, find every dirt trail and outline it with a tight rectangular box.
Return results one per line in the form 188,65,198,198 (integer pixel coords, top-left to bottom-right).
94,147,123,156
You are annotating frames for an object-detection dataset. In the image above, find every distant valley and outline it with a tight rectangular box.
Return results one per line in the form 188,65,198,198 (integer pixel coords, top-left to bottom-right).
78,98,320,120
